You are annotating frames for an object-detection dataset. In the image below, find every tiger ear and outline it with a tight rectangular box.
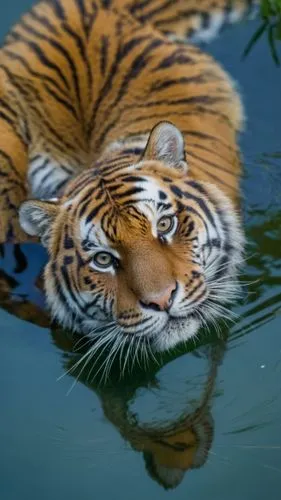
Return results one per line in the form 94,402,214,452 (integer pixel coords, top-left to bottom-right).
142,122,188,174
19,199,59,247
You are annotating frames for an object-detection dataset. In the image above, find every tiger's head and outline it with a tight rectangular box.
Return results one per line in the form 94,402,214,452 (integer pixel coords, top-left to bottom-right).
19,122,244,351
139,414,214,489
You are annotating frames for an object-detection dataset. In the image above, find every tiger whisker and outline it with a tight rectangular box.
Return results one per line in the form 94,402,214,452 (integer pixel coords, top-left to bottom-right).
118,335,129,376
87,328,121,384
147,336,160,367
101,332,124,384
90,339,117,385
72,321,116,352
66,349,97,396
122,334,135,377
204,301,239,320
58,325,118,386
140,338,149,370
131,334,142,373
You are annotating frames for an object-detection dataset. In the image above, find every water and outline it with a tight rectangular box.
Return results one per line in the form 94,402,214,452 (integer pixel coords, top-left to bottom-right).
1,3,281,499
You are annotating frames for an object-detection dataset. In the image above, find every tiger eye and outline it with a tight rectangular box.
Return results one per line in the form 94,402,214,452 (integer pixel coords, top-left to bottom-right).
157,215,175,235
93,251,113,269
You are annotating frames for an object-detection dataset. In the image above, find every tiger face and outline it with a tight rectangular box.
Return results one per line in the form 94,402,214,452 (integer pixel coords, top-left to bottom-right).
19,122,244,351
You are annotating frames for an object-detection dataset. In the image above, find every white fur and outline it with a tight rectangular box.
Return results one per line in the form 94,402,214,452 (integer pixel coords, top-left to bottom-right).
28,154,74,198
192,12,225,43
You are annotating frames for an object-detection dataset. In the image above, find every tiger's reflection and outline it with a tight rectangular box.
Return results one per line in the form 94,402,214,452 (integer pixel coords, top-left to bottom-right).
52,323,224,490
0,242,223,489
97,346,221,489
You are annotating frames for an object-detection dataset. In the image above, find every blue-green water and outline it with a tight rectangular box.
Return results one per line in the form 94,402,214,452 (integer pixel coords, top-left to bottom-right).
1,3,281,499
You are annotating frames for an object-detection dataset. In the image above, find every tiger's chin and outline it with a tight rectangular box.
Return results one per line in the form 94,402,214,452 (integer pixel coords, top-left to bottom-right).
147,316,201,352
60,312,201,353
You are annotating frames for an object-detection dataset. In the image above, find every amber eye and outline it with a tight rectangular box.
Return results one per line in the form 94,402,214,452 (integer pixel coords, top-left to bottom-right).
157,215,175,235
93,252,113,269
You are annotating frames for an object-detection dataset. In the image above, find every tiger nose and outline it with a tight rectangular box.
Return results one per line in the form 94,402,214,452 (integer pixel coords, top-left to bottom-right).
140,283,177,312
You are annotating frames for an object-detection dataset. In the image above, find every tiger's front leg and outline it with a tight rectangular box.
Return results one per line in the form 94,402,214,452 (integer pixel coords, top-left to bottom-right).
0,116,75,243
0,117,76,243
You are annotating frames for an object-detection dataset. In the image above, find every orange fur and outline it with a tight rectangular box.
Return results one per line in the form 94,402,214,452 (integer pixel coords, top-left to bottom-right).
0,0,257,243
0,0,252,350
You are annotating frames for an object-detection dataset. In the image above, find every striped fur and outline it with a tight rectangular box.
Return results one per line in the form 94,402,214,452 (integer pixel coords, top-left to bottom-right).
0,0,253,350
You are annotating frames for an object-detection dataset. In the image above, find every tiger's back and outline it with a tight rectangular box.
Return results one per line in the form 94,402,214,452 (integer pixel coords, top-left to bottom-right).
0,0,251,240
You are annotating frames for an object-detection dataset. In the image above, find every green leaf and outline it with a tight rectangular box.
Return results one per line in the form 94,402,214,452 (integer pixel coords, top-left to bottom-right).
268,23,280,65
273,0,281,15
242,21,268,60
261,0,271,19
275,18,281,39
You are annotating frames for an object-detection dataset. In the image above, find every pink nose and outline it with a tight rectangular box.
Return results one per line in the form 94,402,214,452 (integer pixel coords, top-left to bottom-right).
140,283,177,312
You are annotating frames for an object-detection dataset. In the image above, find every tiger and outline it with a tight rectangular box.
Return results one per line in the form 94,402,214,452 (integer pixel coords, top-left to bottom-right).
0,0,258,352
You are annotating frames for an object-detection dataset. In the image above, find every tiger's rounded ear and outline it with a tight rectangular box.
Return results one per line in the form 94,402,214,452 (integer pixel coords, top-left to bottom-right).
142,122,188,174
19,199,59,247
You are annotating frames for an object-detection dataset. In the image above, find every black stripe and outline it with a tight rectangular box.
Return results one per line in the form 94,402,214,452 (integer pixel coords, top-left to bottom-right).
0,98,18,118
182,189,217,228
138,0,176,23
97,39,164,146
74,0,87,19
179,201,211,242
0,111,16,130
88,34,152,134
49,0,66,21
86,203,106,224
186,141,236,162
68,172,97,197
150,75,205,92
185,288,206,307
130,0,152,15
62,21,93,90
3,49,70,98
100,35,109,76
40,168,64,188
112,186,145,199
5,72,81,151
63,255,73,266
119,147,143,156
101,0,112,8
29,158,50,179
154,9,201,28
121,176,148,183
0,150,23,178
54,178,70,195
187,150,236,176
153,49,195,70
43,83,79,120
188,159,237,192
29,9,60,35
8,32,70,90
79,197,94,218
60,265,85,311
182,130,235,151
148,95,228,108
184,280,205,300
20,22,82,107
64,231,74,250
114,39,164,107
